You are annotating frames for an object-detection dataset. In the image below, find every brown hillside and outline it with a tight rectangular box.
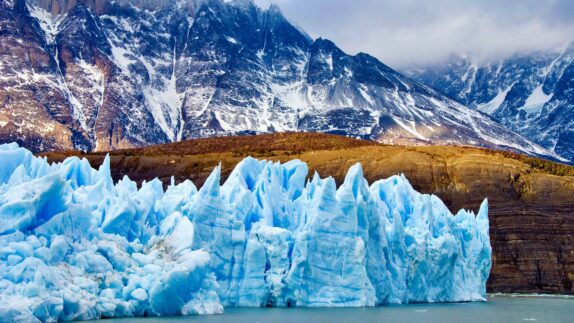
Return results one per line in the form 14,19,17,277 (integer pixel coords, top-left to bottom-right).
42,132,574,295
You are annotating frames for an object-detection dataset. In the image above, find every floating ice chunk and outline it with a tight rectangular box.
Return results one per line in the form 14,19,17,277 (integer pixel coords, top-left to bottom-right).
0,143,491,321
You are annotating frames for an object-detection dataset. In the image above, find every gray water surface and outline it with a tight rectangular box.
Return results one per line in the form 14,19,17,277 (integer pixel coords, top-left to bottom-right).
105,295,574,323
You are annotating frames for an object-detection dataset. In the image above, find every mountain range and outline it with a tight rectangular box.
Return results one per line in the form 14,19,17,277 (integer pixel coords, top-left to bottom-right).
408,45,574,162
0,0,564,162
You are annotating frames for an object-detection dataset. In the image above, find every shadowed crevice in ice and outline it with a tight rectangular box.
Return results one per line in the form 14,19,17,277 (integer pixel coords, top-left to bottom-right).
0,143,491,321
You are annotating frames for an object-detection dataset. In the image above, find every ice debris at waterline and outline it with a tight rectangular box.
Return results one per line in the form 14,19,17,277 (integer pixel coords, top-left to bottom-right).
0,143,492,321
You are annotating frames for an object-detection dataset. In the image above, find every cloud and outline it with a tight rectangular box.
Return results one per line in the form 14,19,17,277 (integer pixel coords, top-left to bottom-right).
254,0,574,68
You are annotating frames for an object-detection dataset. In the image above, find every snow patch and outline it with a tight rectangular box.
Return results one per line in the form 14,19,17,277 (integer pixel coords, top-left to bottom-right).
256,49,265,60
393,117,427,141
26,5,64,45
103,16,135,34
522,85,552,115
326,54,333,71
358,84,375,106
76,60,105,109
142,74,182,141
110,45,136,73
226,36,238,45
478,87,511,115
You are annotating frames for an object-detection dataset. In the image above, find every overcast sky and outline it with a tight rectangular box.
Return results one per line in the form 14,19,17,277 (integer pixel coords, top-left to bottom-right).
254,0,574,68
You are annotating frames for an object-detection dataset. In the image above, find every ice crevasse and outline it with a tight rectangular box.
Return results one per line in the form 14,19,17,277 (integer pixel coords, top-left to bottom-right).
0,143,491,321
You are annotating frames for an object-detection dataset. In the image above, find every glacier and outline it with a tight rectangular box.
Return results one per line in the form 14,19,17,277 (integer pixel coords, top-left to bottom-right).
0,143,491,321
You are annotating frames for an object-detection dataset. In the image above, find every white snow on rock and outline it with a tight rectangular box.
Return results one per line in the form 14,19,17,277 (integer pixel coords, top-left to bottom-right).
226,36,238,45
26,4,64,45
478,86,512,115
0,143,491,321
522,85,553,115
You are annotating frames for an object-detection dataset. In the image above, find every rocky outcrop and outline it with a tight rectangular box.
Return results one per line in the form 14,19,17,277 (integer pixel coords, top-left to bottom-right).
0,0,82,152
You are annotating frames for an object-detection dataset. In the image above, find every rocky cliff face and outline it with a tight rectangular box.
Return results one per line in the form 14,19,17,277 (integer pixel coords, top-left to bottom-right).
408,45,574,163
0,0,560,162
0,0,82,151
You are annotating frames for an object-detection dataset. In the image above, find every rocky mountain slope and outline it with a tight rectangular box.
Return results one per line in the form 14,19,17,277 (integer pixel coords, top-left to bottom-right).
408,45,574,162
0,0,560,161
43,133,574,294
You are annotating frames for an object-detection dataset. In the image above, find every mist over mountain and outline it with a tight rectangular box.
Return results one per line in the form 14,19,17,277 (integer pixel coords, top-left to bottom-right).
255,0,574,68
408,44,574,162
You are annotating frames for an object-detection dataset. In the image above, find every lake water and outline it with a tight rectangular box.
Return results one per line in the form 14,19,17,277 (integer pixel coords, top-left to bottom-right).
104,295,574,323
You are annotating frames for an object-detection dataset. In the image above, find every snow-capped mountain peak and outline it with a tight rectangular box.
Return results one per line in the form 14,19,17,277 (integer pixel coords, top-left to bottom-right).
407,43,574,162
0,0,564,162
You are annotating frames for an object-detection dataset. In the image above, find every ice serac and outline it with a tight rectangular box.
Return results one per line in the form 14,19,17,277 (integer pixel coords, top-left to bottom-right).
0,143,492,321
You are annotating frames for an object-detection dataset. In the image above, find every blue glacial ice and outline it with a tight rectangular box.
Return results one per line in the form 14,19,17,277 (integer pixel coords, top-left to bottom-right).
0,143,491,321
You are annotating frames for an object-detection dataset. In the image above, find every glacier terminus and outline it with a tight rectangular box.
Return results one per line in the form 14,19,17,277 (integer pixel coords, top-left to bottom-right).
0,143,492,321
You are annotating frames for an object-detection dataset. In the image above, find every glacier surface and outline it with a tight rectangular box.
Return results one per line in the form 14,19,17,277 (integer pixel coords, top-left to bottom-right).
0,143,491,321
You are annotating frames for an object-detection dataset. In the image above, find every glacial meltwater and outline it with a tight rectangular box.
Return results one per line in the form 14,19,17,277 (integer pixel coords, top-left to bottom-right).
101,295,573,323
